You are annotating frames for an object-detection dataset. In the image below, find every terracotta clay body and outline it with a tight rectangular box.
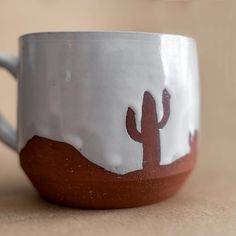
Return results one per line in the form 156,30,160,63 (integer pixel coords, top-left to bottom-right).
20,91,197,209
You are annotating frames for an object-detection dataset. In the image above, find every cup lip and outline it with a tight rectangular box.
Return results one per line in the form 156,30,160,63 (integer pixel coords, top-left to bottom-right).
19,31,195,42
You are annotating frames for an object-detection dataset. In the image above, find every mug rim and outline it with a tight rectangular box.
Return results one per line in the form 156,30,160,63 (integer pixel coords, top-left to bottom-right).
20,31,195,42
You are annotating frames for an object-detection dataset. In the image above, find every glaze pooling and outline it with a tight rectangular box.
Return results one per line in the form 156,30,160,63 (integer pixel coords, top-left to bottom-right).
18,33,199,174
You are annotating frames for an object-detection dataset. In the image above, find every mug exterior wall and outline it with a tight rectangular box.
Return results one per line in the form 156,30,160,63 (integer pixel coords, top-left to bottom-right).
18,32,200,208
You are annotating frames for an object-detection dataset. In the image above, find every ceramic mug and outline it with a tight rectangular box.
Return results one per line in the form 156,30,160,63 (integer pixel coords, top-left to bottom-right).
0,32,200,209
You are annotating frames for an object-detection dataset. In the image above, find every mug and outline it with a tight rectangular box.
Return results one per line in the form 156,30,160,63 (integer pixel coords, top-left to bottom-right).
0,32,200,209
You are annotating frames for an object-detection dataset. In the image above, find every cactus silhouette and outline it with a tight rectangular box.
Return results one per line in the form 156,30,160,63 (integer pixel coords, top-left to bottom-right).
126,89,171,170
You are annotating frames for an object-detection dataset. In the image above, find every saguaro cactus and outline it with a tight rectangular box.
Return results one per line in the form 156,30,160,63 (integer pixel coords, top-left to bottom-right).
126,89,171,169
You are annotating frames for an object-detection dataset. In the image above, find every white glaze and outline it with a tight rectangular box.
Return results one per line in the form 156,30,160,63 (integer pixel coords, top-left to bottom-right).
18,32,199,174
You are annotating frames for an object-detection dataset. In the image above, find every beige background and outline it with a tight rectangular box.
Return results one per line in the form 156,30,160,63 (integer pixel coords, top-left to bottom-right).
0,0,236,235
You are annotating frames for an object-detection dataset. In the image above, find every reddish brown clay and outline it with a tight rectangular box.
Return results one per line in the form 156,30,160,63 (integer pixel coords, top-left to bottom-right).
20,90,197,209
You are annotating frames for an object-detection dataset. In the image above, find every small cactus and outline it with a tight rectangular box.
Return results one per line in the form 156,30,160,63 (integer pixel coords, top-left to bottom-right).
126,89,171,169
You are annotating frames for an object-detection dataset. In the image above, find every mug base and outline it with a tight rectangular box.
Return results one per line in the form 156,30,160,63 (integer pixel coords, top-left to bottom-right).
38,170,191,209
20,136,196,209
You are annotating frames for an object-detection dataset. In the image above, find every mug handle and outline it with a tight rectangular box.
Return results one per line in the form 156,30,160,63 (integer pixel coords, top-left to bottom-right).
0,53,18,151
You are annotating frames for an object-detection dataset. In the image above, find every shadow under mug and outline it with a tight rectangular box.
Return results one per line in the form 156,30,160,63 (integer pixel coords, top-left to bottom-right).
0,31,200,209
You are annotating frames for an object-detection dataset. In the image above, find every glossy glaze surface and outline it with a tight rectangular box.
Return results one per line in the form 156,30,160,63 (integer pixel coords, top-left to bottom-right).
18,32,199,174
